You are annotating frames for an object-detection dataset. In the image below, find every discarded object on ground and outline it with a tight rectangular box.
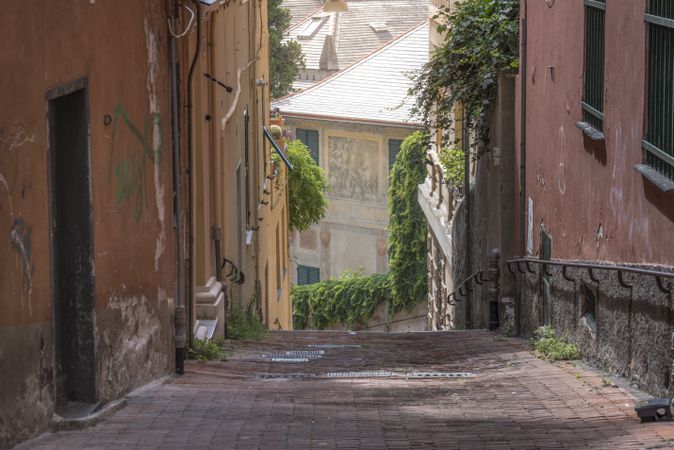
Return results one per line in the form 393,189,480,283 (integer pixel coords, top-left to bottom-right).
634,398,673,423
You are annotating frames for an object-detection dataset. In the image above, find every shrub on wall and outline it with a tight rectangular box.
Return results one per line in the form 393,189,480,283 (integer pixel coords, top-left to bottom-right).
387,131,429,313
291,132,429,329
438,146,465,190
291,271,391,329
410,0,519,152
286,139,329,231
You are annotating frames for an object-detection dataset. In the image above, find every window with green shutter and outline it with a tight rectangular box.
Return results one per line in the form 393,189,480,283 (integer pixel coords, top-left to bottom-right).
388,139,403,171
581,0,606,134
643,0,674,183
297,265,320,285
296,128,320,164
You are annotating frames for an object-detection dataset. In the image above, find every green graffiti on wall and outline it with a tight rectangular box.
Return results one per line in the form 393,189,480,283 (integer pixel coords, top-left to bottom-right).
108,105,162,223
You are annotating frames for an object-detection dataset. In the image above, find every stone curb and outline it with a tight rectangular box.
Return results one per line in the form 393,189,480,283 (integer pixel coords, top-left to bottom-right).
49,398,127,432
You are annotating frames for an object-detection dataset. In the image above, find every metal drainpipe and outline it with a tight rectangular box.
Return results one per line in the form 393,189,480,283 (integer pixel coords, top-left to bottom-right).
186,0,201,349
519,6,527,257
463,113,471,329
517,2,528,335
170,0,187,375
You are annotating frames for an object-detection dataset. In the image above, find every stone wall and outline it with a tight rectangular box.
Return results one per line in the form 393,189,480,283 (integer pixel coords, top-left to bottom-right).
515,266,674,396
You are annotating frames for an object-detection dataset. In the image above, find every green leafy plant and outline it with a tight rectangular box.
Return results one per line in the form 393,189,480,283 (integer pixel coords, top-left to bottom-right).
269,0,305,98
286,139,329,231
410,0,519,154
388,132,429,313
227,303,268,340
292,271,391,330
188,338,227,361
438,146,465,190
529,325,581,362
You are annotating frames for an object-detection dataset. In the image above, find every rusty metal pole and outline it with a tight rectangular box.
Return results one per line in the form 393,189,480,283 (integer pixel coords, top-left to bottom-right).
488,248,501,331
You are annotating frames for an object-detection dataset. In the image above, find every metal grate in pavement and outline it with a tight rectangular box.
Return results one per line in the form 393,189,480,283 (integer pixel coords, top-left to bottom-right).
307,344,362,349
257,373,315,379
285,350,326,356
322,371,395,378
261,354,312,362
255,370,476,380
404,372,475,378
262,352,323,361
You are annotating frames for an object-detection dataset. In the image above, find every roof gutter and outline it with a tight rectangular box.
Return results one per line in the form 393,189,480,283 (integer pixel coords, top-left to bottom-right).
279,112,423,129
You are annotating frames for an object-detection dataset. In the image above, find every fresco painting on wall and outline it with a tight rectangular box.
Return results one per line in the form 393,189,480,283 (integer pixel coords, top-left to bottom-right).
328,136,379,201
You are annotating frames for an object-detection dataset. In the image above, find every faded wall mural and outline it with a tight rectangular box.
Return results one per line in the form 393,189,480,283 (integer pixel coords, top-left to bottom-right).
328,136,379,201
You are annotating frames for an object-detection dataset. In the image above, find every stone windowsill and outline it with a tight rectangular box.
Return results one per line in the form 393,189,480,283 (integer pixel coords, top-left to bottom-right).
634,164,674,193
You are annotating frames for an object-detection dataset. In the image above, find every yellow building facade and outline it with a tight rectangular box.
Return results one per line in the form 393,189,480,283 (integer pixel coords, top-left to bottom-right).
178,0,292,336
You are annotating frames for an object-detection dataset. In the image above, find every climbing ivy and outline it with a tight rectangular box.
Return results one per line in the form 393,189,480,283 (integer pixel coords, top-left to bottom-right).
438,146,465,190
387,131,429,313
291,133,429,329
292,271,391,329
409,0,519,152
286,139,329,231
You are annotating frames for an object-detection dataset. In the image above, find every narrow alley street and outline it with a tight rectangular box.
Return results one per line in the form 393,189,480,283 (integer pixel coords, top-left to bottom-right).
17,331,674,450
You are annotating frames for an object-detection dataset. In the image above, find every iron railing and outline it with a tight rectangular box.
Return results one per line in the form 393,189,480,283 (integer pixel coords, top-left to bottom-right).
506,256,674,295
424,152,456,213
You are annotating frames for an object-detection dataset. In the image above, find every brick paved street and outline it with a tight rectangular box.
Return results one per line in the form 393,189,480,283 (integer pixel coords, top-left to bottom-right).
17,330,674,449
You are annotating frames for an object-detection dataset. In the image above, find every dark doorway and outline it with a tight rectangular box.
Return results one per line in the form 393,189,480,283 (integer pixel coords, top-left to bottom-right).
47,79,97,411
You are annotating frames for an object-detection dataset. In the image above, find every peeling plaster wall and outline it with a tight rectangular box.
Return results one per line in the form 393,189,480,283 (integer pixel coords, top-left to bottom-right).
0,324,53,449
517,0,674,265
513,0,674,396
97,292,172,402
0,2,176,447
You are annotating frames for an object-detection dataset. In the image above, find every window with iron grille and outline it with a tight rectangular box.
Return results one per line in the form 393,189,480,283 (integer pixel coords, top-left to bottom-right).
582,0,606,133
643,0,674,183
388,139,403,171
296,128,320,164
297,265,320,285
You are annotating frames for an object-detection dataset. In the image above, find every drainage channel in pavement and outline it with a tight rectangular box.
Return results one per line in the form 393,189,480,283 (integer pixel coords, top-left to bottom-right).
307,344,362,349
261,350,327,362
255,371,476,380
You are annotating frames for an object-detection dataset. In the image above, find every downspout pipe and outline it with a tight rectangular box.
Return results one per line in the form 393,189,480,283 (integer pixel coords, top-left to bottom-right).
463,114,471,329
517,0,528,334
519,2,527,257
170,0,187,375
187,0,201,349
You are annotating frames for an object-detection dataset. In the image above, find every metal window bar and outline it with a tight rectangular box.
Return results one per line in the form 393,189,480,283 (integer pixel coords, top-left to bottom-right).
644,0,674,181
583,0,606,132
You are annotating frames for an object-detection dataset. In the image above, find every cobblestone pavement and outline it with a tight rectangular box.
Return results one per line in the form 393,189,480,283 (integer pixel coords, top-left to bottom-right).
18,330,674,449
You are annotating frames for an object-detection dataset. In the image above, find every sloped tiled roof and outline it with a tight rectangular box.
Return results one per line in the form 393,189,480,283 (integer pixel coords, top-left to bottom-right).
272,23,429,126
284,0,428,72
284,0,324,29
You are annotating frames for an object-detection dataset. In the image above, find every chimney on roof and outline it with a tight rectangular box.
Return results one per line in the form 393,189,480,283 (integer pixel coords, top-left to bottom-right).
319,35,339,71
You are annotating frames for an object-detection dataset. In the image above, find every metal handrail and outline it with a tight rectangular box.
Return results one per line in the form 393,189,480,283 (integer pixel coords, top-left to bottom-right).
354,314,428,332
446,269,485,305
506,256,673,294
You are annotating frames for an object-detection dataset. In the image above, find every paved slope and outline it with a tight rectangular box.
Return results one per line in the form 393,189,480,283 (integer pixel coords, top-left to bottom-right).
18,330,674,449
